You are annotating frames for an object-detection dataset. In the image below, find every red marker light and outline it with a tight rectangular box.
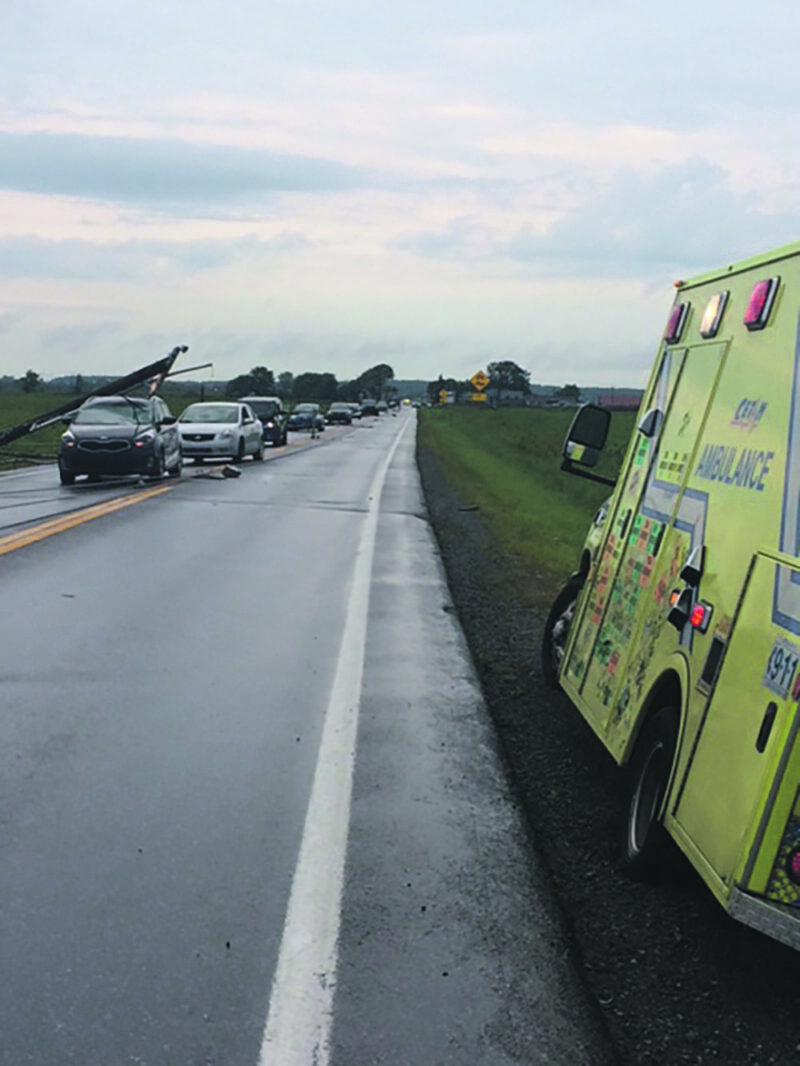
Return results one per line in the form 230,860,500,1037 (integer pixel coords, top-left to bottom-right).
744,277,780,331
664,302,689,344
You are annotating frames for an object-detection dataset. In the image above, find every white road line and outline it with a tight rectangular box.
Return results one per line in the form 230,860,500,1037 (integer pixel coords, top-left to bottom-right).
259,417,411,1066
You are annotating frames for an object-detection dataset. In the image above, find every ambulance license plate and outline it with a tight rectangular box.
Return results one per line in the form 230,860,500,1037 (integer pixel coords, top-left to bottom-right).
763,637,800,698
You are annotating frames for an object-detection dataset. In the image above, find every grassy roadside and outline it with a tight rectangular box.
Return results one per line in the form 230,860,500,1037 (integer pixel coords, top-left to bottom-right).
0,392,79,467
417,405,635,599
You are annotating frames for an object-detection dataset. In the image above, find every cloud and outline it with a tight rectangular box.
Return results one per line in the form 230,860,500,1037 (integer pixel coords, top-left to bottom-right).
0,233,312,281
398,157,800,280
40,319,125,354
0,131,369,207
508,158,798,276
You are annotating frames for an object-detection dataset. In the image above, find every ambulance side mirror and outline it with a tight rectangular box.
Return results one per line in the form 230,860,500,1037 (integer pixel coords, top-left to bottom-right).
562,403,610,468
560,403,616,487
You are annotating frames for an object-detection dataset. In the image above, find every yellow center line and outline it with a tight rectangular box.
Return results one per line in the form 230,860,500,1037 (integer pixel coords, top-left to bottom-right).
0,484,173,556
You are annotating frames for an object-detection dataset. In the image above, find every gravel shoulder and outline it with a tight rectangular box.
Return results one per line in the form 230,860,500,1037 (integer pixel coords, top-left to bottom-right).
416,437,800,1066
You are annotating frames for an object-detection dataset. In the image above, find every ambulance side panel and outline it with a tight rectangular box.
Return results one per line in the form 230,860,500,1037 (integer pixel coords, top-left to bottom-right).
559,245,800,937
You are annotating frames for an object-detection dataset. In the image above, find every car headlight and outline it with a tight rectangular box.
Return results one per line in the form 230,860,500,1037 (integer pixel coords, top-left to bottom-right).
135,429,156,445
61,431,76,446
218,429,234,439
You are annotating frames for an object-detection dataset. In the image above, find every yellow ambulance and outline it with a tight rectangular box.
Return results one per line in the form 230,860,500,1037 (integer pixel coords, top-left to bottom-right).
546,240,800,951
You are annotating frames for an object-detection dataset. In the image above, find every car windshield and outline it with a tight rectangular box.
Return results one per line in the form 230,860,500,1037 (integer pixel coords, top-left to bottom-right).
294,404,316,413
248,402,278,418
180,404,239,424
73,400,147,426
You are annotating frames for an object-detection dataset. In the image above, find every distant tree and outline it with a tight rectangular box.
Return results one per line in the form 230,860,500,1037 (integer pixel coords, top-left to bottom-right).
486,360,531,395
356,362,394,400
250,366,276,394
555,383,581,403
19,369,42,393
337,379,359,402
277,371,294,401
225,374,255,399
427,375,445,404
225,366,276,399
293,371,338,404
74,373,85,395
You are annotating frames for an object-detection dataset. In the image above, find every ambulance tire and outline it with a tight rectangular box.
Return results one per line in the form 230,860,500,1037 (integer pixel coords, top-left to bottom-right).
541,575,584,688
621,705,679,881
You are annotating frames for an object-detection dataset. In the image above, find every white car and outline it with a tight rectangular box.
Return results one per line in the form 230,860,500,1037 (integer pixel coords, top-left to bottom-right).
178,402,264,463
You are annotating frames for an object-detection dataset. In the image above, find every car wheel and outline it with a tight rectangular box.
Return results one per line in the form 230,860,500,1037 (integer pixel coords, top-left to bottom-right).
253,440,265,461
235,438,245,463
59,466,76,486
168,453,183,478
541,575,584,688
620,705,679,881
149,450,165,479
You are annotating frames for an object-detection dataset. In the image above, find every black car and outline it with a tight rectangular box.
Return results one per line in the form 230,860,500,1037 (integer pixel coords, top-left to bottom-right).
360,398,379,416
58,395,183,485
325,402,353,425
239,395,288,446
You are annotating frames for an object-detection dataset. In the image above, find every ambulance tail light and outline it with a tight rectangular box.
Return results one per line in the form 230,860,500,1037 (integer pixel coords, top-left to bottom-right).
787,848,800,887
664,302,689,344
744,277,780,331
690,602,712,632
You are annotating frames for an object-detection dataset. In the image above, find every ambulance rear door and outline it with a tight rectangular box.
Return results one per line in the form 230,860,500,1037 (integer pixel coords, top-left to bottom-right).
672,553,800,908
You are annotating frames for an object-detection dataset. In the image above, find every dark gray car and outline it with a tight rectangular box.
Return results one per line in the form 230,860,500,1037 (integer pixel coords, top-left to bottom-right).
58,395,182,485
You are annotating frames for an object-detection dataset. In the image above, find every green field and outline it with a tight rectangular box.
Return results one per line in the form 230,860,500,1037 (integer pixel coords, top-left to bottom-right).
417,405,635,594
0,391,79,467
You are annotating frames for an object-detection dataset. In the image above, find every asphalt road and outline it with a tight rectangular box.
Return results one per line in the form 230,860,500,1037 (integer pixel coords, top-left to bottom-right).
0,414,615,1065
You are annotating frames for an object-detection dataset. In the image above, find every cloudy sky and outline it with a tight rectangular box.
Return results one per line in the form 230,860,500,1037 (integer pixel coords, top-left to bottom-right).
2,0,799,389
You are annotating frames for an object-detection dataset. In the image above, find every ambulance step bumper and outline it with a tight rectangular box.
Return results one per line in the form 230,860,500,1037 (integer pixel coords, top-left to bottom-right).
730,889,800,951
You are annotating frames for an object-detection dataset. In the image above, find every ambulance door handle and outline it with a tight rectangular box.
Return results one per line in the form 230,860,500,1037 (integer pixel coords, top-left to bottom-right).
756,702,778,753
618,508,631,541
652,522,665,556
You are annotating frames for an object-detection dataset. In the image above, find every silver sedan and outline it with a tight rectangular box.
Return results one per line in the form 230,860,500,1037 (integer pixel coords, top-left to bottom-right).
178,402,265,463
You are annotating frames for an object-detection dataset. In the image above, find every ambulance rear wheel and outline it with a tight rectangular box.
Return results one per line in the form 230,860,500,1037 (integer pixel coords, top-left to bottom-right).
541,575,584,688
621,705,679,881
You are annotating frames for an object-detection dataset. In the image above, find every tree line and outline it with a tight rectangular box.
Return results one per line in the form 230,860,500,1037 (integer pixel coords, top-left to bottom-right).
2,362,399,404
3,358,581,406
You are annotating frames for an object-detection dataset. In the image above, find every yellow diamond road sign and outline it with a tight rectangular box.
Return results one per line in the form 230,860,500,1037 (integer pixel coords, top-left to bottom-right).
471,370,490,391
